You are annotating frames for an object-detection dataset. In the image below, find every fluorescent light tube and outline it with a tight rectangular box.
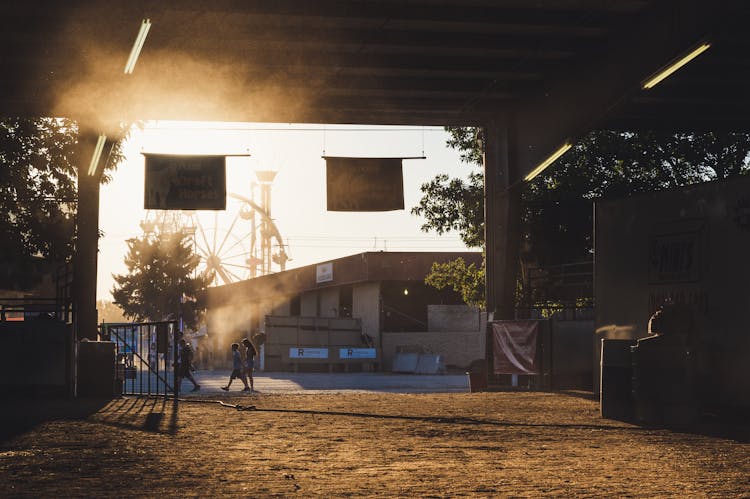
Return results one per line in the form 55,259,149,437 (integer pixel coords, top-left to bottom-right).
124,18,151,74
641,42,711,90
87,134,107,176
524,142,572,181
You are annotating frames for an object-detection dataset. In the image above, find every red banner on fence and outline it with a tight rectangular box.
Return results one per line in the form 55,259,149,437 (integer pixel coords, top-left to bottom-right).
492,321,540,375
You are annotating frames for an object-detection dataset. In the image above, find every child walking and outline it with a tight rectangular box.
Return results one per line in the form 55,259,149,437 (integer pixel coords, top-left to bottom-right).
221,343,250,392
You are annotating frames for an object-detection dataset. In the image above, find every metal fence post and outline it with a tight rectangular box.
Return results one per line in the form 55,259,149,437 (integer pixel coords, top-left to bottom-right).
173,322,179,400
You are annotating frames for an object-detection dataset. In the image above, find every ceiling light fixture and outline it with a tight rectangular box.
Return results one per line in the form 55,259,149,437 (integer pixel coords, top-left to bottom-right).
524,142,572,181
124,18,151,74
87,134,107,176
641,42,711,90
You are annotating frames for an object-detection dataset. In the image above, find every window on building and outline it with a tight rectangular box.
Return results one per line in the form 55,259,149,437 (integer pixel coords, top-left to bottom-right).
290,295,301,316
339,285,353,318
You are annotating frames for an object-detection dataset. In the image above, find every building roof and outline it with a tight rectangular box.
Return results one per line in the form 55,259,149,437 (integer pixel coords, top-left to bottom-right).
206,251,482,305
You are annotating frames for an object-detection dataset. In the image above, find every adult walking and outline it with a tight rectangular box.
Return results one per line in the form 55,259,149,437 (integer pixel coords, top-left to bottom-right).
177,338,200,392
242,338,257,392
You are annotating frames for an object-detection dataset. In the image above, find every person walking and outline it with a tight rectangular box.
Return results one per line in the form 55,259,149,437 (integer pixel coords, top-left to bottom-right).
178,338,200,392
221,343,250,392
242,338,257,392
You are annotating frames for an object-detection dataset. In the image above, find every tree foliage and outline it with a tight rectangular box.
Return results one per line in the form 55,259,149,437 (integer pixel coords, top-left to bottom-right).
111,231,210,331
96,300,129,324
524,130,750,265
424,256,486,309
415,128,750,308
412,127,484,248
0,117,123,264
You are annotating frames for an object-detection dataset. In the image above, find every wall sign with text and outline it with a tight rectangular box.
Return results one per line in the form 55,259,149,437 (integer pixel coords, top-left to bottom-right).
289,348,329,359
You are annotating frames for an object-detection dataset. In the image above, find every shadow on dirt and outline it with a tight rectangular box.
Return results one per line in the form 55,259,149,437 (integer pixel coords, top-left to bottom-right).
0,395,180,444
90,396,179,436
0,397,111,444
245,406,640,432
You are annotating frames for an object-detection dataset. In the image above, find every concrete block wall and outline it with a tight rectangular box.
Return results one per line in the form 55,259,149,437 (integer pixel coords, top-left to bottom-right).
0,321,73,396
381,330,485,370
428,304,481,332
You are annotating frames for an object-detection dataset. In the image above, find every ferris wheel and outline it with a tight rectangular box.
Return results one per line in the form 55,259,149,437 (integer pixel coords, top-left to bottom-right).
139,176,289,287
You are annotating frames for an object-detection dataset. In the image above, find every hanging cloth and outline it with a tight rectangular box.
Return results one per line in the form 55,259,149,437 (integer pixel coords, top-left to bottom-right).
324,156,420,212
143,153,228,210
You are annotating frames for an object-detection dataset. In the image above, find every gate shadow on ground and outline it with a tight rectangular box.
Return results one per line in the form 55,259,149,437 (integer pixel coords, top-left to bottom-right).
93,396,179,435
0,396,180,444
0,397,112,444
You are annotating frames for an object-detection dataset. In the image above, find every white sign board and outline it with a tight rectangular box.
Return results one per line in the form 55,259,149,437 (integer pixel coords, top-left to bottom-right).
289,347,329,359
339,348,377,359
316,262,333,283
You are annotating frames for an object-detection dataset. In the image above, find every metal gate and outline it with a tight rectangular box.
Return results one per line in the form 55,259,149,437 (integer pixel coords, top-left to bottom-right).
100,321,178,397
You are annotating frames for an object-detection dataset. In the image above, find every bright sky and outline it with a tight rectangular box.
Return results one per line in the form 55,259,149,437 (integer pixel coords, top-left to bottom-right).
97,122,476,300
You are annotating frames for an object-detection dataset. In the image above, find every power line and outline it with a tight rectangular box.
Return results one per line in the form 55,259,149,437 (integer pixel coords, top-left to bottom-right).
285,235,464,241
286,243,472,250
144,124,447,133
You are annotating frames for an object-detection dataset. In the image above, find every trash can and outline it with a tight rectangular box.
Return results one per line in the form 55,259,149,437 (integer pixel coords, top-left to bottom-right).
632,336,699,427
600,339,636,421
466,359,488,392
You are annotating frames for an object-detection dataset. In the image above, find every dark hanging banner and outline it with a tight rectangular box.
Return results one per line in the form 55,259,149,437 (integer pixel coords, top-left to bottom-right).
325,157,405,212
143,153,227,210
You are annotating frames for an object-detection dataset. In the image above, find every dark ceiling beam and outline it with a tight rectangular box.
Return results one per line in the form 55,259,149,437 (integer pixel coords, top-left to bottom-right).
316,75,527,94
0,0,631,40
148,1,630,31
195,27,602,54
1,47,555,75
509,0,732,179
0,20,609,53
316,87,513,100
605,113,750,132
403,0,650,11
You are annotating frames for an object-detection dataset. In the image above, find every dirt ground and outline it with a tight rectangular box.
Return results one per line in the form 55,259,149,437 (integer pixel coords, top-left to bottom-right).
0,391,748,498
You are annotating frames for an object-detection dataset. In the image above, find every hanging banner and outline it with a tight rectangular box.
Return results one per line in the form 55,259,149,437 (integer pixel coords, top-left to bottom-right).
492,321,540,375
325,157,404,211
143,153,226,210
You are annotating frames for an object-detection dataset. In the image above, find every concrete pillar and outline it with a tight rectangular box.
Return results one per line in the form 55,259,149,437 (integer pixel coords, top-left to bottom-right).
483,119,521,321
73,131,103,340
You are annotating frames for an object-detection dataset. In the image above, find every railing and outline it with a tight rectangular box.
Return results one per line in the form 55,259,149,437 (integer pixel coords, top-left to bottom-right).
100,321,178,398
519,261,593,317
55,263,74,324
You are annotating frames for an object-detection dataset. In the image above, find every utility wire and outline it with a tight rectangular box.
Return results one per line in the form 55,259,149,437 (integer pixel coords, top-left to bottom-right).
142,125,446,133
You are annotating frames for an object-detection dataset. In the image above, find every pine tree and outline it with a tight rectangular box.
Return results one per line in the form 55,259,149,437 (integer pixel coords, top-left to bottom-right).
112,231,210,330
